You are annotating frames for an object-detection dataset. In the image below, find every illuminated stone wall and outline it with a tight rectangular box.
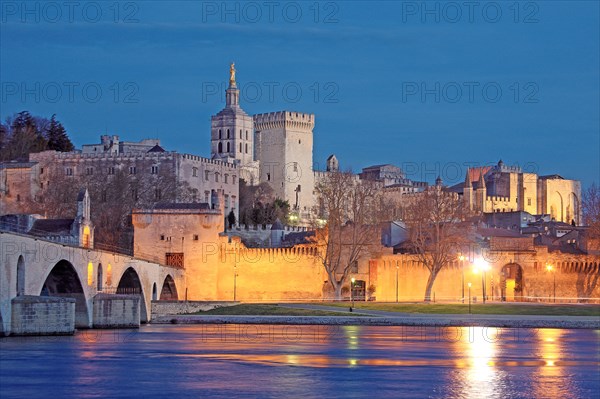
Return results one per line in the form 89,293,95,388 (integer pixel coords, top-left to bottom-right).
373,251,600,303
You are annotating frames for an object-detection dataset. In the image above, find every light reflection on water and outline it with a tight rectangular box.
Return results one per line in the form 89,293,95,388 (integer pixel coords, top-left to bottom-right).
1,325,598,399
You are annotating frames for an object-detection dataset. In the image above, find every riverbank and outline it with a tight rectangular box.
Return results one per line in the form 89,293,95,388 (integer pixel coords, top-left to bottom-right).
152,314,600,329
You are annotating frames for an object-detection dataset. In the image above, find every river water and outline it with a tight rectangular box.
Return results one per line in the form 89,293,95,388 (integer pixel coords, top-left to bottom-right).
0,325,598,398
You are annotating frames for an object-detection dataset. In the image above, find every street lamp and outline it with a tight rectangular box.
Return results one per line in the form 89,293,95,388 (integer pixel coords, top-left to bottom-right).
459,255,465,304
546,264,556,303
474,258,490,304
468,282,472,314
351,277,356,310
396,265,399,303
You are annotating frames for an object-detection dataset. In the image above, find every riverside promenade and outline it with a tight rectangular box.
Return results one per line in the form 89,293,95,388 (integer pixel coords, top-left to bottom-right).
152,303,600,329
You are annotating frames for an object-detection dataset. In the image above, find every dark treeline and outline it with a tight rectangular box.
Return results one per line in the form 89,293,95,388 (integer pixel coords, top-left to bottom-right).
0,111,75,162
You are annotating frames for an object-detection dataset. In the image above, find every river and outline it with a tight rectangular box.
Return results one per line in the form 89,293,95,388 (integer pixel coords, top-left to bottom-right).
1,325,598,398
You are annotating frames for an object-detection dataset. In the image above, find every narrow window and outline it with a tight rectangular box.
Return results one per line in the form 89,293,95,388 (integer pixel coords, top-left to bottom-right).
151,166,158,174
192,167,198,177
193,235,199,241
205,170,209,180
226,142,230,152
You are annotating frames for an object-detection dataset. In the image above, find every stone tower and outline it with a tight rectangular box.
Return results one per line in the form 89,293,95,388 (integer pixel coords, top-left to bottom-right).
326,154,339,172
211,63,254,166
253,111,315,216
463,169,473,211
475,170,487,212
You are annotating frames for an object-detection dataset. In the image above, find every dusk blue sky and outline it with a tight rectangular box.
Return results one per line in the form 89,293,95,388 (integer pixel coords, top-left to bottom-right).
1,1,598,187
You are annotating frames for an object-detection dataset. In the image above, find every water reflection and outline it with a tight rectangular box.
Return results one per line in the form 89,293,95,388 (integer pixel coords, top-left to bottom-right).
0,325,598,399
533,329,565,398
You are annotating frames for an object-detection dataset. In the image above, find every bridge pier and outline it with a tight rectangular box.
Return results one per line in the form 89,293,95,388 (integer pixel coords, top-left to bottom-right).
92,294,141,328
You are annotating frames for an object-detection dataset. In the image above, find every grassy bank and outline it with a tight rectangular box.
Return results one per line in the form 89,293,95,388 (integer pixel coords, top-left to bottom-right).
191,304,358,316
316,302,600,316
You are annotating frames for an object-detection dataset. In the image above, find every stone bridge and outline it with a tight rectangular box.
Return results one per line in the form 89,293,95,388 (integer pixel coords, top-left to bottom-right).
0,231,185,335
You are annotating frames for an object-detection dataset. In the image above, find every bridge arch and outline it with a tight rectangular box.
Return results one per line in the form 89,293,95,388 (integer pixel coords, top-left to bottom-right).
116,267,148,323
160,275,179,300
40,259,89,328
16,255,25,296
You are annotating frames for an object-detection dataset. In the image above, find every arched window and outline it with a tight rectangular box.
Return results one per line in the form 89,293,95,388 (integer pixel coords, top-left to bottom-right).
87,262,93,286
240,129,242,138
226,142,230,152
239,143,242,153
218,142,223,153
227,129,230,139
245,143,248,153
219,129,222,139
106,264,112,286
246,130,248,140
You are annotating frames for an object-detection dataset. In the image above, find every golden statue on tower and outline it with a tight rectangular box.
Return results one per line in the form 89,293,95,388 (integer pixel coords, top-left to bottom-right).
229,62,236,86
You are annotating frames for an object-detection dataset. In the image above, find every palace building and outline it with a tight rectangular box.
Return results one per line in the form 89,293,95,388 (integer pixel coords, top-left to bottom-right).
451,160,581,224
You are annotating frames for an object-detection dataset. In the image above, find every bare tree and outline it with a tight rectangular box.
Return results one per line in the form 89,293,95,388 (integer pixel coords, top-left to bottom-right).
578,183,600,301
403,187,473,301
311,170,384,300
582,183,600,239
35,160,197,251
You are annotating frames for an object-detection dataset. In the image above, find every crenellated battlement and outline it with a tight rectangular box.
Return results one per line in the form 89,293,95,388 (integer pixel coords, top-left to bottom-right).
181,153,237,168
253,111,315,131
486,195,511,203
30,151,237,168
34,150,176,162
220,239,318,258
231,224,309,233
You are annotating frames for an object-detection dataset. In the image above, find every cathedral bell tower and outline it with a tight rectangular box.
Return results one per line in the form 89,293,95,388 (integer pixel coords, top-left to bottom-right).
210,63,254,166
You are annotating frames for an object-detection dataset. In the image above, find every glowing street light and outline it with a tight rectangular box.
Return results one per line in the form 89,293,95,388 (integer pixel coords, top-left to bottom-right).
473,258,491,304
546,264,556,303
